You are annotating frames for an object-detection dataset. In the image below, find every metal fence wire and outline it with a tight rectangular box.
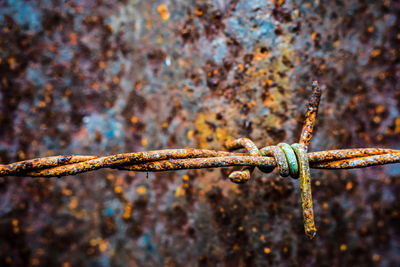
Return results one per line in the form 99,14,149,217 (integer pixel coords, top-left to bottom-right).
1,81,399,238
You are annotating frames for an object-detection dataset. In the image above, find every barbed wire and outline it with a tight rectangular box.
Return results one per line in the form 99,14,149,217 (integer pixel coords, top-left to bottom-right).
1,81,399,238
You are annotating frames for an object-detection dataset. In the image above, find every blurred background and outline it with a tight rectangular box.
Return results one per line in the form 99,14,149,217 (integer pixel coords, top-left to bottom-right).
0,0,399,266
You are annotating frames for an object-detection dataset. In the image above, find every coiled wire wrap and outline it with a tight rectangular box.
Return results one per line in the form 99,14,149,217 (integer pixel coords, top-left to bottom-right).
225,139,317,238
226,139,303,181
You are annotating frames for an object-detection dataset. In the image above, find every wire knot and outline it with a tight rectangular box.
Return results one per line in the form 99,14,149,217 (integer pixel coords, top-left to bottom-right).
225,140,309,181
260,143,301,178
224,138,317,238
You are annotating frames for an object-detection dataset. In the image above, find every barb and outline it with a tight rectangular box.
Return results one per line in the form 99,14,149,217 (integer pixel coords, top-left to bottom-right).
1,81,399,239
300,81,321,151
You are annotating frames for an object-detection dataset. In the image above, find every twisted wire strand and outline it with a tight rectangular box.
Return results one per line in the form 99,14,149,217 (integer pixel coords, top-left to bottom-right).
0,149,243,177
1,81,399,239
225,138,265,183
2,148,398,177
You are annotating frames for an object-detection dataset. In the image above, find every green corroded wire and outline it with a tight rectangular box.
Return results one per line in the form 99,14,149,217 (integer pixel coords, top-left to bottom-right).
260,144,299,178
278,143,299,178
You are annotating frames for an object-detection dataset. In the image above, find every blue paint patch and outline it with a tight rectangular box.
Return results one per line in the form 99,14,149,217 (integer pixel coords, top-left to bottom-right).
140,233,156,253
61,46,74,62
26,67,45,86
111,62,121,75
3,0,42,32
386,164,400,176
105,208,113,216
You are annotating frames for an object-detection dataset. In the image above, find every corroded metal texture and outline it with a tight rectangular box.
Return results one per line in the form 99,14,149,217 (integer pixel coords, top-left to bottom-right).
1,0,400,266
291,143,316,239
2,146,399,177
225,137,261,183
299,81,321,150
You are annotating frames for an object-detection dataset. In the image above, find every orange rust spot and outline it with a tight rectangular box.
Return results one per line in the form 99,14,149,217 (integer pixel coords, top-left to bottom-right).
32,258,40,266
8,57,15,64
62,188,72,196
174,185,185,197
112,76,119,84
247,100,256,108
114,186,122,194
311,32,317,40
130,116,139,124
195,8,203,16
47,44,55,52
8,57,17,70
92,82,99,90
372,254,381,262
141,138,148,146
157,4,170,21
69,197,78,209
69,32,77,45
137,186,147,194
394,117,400,134
106,24,113,32
346,181,353,190
371,49,381,58
99,240,109,252
187,130,193,139
372,115,381,124
376,105,385,114
122,204,132,219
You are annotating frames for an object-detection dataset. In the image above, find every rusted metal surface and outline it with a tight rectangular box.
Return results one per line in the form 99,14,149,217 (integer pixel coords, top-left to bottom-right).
299,81,321,151
1,0,400,266
0,149,241,177
291,143,316,239
2,147,399,176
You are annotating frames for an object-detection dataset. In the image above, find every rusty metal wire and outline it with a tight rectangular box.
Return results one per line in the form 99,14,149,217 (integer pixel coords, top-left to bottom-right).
1,81,399,239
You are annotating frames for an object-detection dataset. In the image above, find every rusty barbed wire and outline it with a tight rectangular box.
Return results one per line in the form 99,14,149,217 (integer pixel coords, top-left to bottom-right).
1,81,399,239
